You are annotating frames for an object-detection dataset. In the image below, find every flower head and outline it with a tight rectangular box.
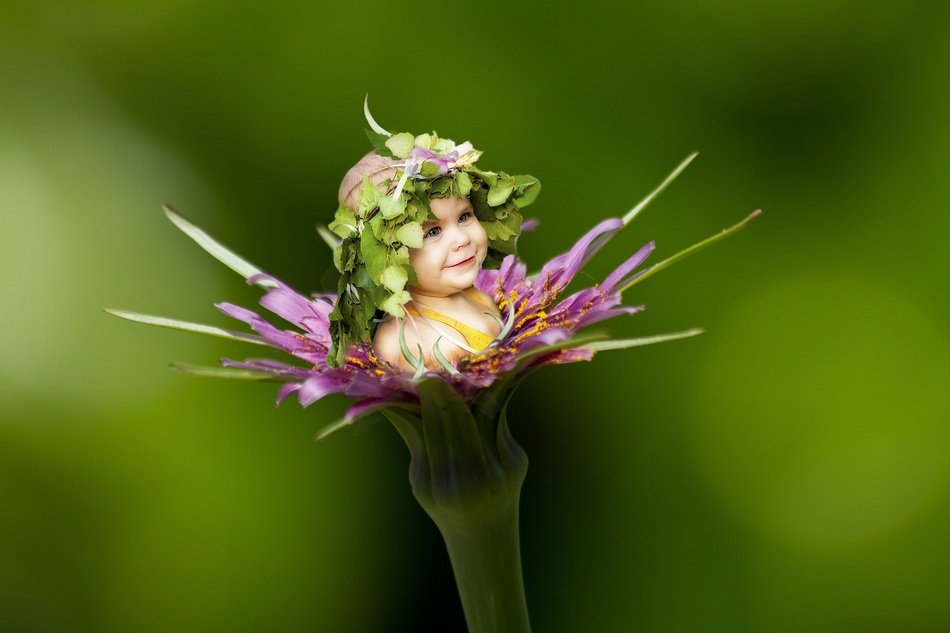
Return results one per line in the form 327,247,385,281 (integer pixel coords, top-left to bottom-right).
108,153,759,438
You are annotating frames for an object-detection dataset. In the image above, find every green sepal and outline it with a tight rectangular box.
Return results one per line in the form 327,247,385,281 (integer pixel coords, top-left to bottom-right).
487,293,518,343
389,378,524,509
398,320,425,373
432,338,460,375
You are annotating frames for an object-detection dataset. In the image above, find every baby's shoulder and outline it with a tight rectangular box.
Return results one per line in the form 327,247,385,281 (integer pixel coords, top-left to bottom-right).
373,317,403,355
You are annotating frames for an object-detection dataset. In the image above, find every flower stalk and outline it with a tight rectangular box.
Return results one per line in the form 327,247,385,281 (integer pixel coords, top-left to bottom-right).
384,378,531,633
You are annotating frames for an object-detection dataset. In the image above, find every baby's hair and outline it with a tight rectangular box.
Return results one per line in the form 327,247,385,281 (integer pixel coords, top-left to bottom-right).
338,152,399,211
338,151,465,212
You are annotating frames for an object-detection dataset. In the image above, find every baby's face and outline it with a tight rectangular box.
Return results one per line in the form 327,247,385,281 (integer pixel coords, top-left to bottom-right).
408,196,488,297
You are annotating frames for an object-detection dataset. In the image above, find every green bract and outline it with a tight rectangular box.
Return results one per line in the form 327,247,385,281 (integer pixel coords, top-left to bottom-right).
327,129,540,367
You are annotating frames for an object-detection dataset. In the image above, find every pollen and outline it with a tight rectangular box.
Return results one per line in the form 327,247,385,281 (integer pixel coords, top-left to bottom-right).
515,309,546,331
346,355,368,368
514,318,553,344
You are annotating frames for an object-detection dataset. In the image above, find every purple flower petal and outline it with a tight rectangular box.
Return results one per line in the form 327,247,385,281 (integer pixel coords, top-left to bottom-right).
520,218,540,232
575,305,644,330
600,242,655,292
298,374,349,407
276,382,301,406
536,218,624,292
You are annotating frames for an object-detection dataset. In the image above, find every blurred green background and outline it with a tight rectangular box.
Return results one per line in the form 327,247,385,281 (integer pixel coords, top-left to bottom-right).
3,1,949,631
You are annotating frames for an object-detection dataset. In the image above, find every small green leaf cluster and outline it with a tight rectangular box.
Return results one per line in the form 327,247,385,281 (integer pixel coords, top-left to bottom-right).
326,131,540,367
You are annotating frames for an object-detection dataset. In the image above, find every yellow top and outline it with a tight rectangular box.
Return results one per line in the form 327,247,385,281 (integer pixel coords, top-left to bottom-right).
405,289,497,351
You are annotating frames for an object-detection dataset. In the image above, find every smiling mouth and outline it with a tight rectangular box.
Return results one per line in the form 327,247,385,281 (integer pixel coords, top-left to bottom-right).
445,255,475,269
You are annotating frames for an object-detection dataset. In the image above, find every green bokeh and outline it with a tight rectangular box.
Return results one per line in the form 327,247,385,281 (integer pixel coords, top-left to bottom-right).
3,2,948,631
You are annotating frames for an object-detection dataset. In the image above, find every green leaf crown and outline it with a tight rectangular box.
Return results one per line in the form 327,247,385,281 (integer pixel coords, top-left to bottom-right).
326,117,541,368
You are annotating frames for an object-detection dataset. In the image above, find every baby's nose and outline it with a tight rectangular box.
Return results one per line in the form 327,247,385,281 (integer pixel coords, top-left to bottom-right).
451,226,471,247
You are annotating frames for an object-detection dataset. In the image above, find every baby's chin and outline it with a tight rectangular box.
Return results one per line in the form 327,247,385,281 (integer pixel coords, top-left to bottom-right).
409,273,478,298
446,263,480,286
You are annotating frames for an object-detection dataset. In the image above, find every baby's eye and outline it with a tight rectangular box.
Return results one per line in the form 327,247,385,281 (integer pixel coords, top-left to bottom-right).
458,212,471,223
424,226,441,239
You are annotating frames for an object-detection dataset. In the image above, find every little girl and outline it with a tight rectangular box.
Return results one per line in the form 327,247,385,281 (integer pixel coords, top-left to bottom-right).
329,128,539,372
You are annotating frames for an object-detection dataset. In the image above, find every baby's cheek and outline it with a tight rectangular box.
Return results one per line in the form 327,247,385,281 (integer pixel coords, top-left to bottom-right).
474,223,489,250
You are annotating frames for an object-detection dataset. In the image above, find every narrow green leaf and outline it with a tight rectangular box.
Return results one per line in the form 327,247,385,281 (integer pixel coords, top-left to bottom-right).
432,337,460,375
621,210,762,292
363,94,391,136
622,151,699,226
489,293,518,344
398,319,425,375
315,417,351,441
163,205,278,289
315,400,421,441
316,224,341,249
169,362,286,381
514,332,609,369
582,328,704,352
412,344,426,381
104,309,267,345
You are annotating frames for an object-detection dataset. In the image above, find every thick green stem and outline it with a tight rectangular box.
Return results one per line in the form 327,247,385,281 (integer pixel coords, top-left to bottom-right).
384,377,532,633
437,492,530,633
